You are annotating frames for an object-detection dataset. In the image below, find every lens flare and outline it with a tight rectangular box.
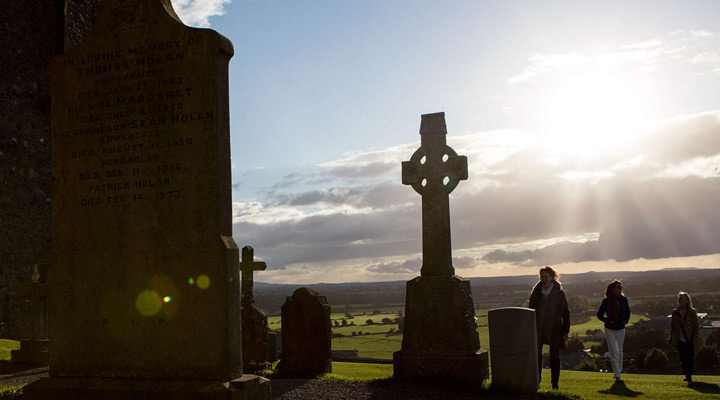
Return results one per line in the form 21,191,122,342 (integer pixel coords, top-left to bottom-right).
163,296,172,303
135,290,162,316
188,277,195,285
197,274,210,289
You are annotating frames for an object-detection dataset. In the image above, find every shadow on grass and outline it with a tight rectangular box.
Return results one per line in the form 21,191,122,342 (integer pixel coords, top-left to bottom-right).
598,380,643,397
688,381,720,394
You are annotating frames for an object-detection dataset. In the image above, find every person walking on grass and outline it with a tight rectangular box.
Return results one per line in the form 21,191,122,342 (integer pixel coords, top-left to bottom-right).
669,291,699,383
529,265,570,390
596,280,630,381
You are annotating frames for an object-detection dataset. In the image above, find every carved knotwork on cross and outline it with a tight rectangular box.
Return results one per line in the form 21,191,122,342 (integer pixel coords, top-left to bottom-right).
402,112,468,276
240,246,266,304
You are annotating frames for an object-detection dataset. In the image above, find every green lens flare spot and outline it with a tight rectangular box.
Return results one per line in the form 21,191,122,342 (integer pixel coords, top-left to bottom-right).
188,277,195,285
135,290,162,316
197,274,210,290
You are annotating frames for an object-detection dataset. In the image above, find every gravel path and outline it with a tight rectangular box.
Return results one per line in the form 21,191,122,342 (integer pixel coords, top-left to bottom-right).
0,369,562,399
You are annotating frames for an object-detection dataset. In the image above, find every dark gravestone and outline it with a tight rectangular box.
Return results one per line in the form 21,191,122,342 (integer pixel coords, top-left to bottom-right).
9,269,49,365
240,246,270,372
280,288,332,376
267,331,278,363
489,307,539,393
393,112,489,385
24,1,269,398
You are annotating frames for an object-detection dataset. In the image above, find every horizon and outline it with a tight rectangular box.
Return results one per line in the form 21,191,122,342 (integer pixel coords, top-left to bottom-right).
171,0,720,284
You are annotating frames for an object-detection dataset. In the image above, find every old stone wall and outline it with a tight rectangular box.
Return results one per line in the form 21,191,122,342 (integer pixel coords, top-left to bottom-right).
0,0,100,339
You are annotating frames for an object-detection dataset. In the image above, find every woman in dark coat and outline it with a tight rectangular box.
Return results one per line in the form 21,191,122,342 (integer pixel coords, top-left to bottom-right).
596,280,630,381
669,292,700,383
528,265,570,390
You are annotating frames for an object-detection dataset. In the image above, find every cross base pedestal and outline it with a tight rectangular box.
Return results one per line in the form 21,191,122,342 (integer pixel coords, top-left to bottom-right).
393,275,489,386
393,349,489,386
22,375,270,400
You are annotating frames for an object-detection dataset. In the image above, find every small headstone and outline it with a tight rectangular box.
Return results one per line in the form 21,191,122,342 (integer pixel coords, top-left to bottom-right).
24,1,269,398
489,307,539,393
8,279,49,365
240,246,270,372
393,112,489,385
267,331,278,363
280,288,332,376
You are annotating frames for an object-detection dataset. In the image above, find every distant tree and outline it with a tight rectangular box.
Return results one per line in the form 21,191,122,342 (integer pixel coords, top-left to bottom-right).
561,336,584,355
704,328,720,348
333,320,339,327
696,345,720,369
567,295,589,314
344,312,353,319
644,348,668,370
341,318,347,327
381,317,392,324
351,331,357,336
365,319,374,325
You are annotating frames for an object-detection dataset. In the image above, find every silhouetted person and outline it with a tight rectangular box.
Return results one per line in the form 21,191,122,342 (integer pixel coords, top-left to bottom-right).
529,265,570,390
596,279,630,381
669,291,699,383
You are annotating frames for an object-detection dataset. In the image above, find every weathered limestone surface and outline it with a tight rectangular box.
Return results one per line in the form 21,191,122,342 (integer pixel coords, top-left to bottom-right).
24,0,269,398
489,307,539,393
280,288,332,376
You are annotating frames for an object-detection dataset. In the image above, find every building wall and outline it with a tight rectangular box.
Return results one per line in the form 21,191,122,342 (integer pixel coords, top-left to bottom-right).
0,0,100,339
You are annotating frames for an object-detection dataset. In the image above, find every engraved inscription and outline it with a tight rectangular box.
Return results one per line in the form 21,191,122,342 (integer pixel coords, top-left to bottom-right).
54,36,212,207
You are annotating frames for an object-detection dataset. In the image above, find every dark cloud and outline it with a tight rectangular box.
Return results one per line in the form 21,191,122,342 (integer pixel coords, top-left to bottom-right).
483,178,720,265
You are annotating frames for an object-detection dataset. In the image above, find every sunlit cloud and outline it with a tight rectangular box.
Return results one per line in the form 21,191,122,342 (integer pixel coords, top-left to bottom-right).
171,0,231,28
508,30,719,84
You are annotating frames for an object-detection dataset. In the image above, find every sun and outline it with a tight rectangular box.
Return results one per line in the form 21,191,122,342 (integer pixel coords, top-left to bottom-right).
536,72,655,156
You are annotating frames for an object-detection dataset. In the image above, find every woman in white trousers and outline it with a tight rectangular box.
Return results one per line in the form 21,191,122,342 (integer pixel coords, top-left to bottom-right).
596,280,630,381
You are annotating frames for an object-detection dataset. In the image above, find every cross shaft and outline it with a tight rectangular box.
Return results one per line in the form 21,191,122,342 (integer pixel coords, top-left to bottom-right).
240,246,266,303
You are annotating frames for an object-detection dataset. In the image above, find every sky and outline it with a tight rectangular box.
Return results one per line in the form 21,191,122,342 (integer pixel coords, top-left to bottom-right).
170,0,720,284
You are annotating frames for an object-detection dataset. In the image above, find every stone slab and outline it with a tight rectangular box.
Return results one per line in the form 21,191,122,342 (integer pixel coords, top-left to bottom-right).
48,0,238,380
488,307,538,393
22,374,270,400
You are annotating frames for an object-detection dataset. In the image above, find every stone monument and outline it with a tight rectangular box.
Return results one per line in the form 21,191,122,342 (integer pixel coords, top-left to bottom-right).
24,1,269,398
279,288,332,376
488,307,539,393
393,112,489,385
240,246,270,372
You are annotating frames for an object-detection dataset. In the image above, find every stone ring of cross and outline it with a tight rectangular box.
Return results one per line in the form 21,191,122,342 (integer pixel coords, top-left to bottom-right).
407,144,464,195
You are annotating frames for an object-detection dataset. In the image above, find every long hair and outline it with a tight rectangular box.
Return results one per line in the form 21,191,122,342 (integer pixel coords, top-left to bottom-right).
539,265,558,281
678,291,694,310
604,279,623,298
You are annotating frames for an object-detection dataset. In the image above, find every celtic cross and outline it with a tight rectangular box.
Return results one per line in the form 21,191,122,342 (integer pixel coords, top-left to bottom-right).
240,246,266,304
402,112,468,276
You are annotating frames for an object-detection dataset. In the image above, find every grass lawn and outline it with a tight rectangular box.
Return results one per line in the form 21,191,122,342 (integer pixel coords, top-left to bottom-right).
554,370,720,400
0,340,19,362
327,363,720,399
